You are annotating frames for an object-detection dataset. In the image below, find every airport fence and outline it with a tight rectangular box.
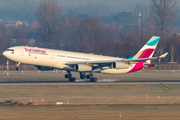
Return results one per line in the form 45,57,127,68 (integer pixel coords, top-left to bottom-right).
0,65,37,71
0,63,179,71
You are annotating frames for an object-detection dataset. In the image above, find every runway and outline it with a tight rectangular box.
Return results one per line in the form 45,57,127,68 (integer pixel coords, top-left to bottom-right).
0,80,180,85
1,71,180,85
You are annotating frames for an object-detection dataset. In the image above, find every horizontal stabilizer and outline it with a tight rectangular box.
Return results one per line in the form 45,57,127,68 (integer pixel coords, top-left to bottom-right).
159,52,168,59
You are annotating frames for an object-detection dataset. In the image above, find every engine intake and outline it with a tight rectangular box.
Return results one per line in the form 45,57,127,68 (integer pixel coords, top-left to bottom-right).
75,64,92,72
112,62,129,69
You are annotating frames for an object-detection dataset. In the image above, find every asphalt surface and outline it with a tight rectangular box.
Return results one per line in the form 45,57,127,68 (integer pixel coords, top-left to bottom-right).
0,80,180,85
0,71,180,85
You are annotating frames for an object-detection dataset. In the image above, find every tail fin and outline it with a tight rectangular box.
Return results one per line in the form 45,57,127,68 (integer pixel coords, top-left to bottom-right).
132,36,160,59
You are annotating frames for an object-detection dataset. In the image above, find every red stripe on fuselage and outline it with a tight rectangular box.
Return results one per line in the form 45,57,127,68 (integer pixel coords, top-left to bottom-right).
138,49,154,58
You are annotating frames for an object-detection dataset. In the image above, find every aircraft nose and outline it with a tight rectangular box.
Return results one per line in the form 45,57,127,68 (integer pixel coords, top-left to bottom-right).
2,51,7,57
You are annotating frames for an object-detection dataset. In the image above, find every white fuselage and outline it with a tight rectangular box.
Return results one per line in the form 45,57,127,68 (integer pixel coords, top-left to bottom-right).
3,46,136,74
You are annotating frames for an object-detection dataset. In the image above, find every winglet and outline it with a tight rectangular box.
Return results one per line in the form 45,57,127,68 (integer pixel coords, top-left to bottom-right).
159,52,168,59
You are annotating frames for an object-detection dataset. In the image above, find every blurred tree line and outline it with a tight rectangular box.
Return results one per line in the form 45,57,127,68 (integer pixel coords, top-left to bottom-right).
0,0,179,65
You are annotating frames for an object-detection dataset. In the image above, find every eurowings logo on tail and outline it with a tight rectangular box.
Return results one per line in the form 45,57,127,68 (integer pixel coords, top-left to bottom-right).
133,36,160,59
128,36,160,73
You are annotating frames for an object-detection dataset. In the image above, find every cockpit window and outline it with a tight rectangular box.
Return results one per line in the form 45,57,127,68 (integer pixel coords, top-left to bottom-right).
6,49,14,51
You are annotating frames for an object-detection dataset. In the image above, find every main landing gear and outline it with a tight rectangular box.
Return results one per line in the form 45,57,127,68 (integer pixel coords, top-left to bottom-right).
79,72,97,82
64,72,98,82
89,74,97,82
64,71,76,82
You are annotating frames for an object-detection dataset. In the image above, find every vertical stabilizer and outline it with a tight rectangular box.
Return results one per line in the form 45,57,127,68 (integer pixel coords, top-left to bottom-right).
132,36,160,59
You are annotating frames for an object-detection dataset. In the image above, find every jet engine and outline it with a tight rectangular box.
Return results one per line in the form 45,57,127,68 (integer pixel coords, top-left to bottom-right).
36,66,54,71
74,64,92,72
112,62,129,69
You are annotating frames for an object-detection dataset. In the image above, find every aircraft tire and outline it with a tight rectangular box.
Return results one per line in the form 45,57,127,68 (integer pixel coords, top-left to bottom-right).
65,74,72,79
80,75,85,79
90,78,97,82
65,74,69,79
86,75,90,79
69,77,76,82
93,78,97,82
16,67,20,71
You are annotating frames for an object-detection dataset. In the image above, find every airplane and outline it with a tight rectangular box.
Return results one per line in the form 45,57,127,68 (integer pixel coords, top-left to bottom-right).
3,36,168,82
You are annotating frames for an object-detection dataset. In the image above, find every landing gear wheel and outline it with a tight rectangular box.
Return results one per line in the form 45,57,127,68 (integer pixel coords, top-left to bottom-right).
16,67,20,71
93,78,97,82
80,75,85,79
90,78,97,82
69,77,76,82
86,75,90,79
65,74,69,78
65,74,71,79
90,74,93,79
80,72,86,79
16,62,21,71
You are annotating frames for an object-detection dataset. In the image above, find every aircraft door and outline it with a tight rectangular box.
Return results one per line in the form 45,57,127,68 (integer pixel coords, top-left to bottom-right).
50,52,54,59
20,49,24,56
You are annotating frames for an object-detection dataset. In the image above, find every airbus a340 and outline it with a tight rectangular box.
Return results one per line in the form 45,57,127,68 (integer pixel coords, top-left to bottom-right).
3,36,168,82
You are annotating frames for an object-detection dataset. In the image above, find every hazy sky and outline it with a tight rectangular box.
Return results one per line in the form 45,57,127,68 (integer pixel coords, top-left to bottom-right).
58,0,151,6
57,0,151,11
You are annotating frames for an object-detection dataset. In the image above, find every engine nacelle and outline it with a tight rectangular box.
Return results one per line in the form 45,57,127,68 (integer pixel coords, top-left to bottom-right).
112,62,129,69
36,66,54,71
74,64,92,72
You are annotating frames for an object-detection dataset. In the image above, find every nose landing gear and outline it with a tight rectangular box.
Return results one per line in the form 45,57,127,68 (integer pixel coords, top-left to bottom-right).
16,62,21,71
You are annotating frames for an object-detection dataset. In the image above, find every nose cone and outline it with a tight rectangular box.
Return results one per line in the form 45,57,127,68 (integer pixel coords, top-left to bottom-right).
3,51,5,56
3,51,7,57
